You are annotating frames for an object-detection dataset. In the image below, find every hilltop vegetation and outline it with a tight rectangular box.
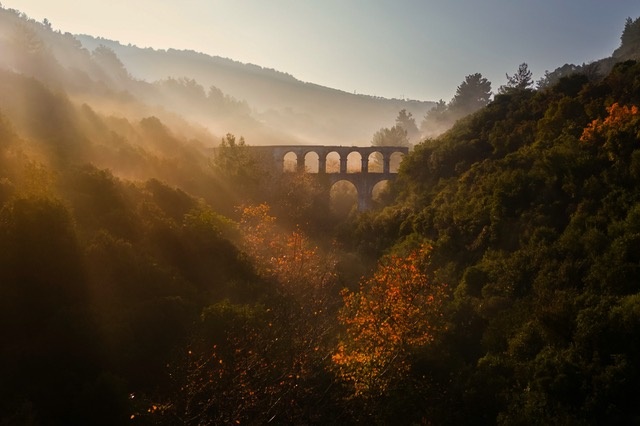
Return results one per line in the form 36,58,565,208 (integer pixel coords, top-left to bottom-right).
2,4,640,424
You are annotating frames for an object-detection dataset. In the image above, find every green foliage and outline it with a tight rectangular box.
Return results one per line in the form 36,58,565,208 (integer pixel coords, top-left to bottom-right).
420,73,493,138
395,108,420,142
213,133,260,195
371,124,410,147
449,73,493,116
344,58,640,423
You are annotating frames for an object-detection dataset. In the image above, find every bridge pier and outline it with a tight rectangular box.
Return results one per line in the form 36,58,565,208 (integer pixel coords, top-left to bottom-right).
339,157,348,174
318,157,327,173
361,157,369,173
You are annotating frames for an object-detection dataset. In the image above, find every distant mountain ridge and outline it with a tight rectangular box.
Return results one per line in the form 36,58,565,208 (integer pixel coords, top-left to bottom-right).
75,34,435,145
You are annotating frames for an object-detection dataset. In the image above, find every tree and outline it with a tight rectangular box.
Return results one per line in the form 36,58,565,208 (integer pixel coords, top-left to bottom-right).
371,125,409,147
499,62,534,93
371,126,410,173
159,203,341,424
449,73,492,116
621,17,635,46
212,133,262,201
92,45,130,85
616,17,640,59
580,102,640,163
419,99,450,138
395,109,420,142
332,246,447,397
419,73,492,139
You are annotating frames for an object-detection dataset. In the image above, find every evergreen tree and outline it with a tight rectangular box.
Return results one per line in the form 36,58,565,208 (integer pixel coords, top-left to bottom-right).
499,62,534,93
395,109,420,142
449,73,492,116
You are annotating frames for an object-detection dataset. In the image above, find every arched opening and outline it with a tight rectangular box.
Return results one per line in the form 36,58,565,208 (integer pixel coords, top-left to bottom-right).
283,152,298,172
304,151,319,173
390,152,405,173
347,152,362,173
330,180,357,216
372,180,392,205
326,151,340,173
368,152,383,173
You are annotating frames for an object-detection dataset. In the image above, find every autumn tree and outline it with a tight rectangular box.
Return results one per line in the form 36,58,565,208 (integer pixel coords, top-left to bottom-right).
580,102,640,162
160,203,342,424
238,203,338,301
332,246,447,397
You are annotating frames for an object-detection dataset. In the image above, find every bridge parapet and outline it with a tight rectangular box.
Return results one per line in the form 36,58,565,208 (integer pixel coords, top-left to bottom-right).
248,145,408,174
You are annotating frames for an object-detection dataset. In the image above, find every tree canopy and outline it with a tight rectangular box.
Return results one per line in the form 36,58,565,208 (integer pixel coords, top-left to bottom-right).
371,124,410,147
499,62,534,93
449,73,492,116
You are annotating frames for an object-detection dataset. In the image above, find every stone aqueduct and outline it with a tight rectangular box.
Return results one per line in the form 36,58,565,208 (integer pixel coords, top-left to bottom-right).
247,145,409,211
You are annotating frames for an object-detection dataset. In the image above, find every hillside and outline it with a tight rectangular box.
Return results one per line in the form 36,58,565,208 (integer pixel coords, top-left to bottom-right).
0,5,433,147
76,34,435,145
344,58,640,424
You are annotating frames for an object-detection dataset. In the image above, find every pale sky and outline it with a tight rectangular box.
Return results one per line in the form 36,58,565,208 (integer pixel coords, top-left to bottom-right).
3,0,640,101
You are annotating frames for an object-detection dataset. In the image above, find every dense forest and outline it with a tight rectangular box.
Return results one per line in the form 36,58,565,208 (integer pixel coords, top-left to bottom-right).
3,5,640,425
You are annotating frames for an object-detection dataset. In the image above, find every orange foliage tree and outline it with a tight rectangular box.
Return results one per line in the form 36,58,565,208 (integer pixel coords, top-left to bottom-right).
159,203,341,424
238,202,337,302
332,246,447,397
580,102,640,161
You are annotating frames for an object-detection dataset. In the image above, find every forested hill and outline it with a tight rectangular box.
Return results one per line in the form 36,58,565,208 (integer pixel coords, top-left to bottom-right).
0,5,434,146
75,34,435,144
346,58,640,423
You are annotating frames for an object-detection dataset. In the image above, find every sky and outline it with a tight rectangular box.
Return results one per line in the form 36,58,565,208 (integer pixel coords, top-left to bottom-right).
3,0,640,102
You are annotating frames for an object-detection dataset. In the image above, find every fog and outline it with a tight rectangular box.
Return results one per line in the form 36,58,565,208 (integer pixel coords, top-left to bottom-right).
76,34,436,146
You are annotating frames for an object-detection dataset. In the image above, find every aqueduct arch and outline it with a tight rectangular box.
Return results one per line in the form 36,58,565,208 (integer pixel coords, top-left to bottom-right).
247,145,408,210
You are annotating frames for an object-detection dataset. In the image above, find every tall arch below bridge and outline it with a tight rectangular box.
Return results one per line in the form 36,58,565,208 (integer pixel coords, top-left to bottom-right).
247,145,409,211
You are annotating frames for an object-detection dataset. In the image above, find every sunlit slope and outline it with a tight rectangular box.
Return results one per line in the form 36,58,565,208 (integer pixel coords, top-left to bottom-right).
76,34,435,145
0,7,299,146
